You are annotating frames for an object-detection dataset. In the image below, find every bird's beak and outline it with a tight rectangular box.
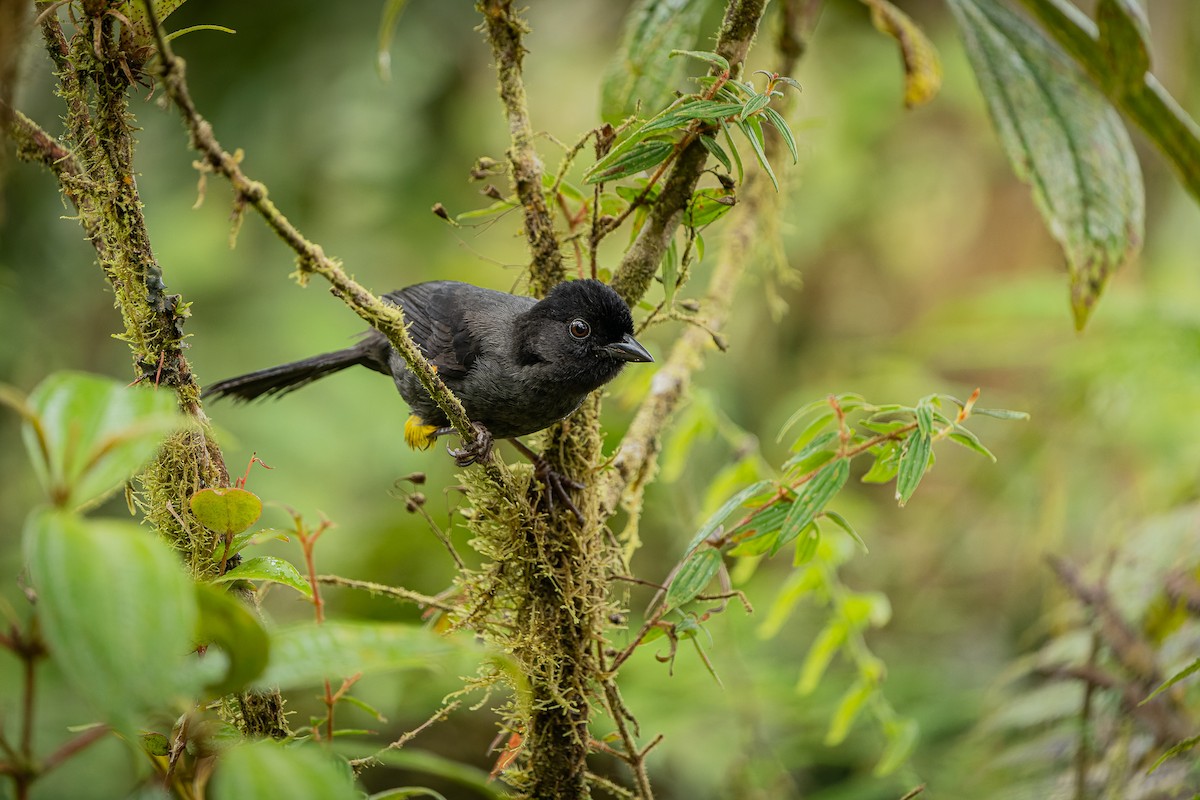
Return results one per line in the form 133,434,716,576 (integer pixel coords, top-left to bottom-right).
603,333,654,363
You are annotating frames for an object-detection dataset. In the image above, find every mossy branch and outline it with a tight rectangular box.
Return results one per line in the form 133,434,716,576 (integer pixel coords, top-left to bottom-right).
609,0,770,307
477,0,565,298
602,0,820,522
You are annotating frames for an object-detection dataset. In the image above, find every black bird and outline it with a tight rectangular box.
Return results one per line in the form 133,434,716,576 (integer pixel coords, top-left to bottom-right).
205,279,653,508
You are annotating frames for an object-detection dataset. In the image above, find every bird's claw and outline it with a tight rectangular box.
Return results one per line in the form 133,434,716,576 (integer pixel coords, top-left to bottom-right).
447,422,493,467
529,453,585,523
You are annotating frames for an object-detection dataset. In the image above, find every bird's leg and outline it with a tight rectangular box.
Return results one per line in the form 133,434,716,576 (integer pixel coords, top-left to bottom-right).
440,422,494,467
508,438,585,523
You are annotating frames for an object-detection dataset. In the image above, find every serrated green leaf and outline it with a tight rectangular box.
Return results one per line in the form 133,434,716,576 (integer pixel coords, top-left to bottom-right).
895,431,931,506
642,100,743,132
25,509,199,732
1097,0,1150,95
862,0,943,108
669,48,730,73
797,621,846,695
825,679,874,745
211,740,357,800
665,547,723,610
778,459,850,553
586,140,675,184
760,106,798,164
682,479,775,555
23,372,181,510
194,583,270,696
213,555,312,597
947,0,1144,329
601,0,708,124
190,487,262,537
736,116,778,191
874,718,919,775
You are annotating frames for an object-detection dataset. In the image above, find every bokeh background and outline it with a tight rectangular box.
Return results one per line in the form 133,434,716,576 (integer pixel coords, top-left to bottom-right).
3,1,1200,797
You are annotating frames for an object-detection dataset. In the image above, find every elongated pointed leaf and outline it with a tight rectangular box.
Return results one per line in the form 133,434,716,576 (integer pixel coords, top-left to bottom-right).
25,509,199,732
797,621,846,695
825,679,873,745
947,0,1144,329
682,479,775,555
777,459,849,553
601,0,708,124
737,116,779,191
895,431,931,506
874,718,919,775
586,140,674,184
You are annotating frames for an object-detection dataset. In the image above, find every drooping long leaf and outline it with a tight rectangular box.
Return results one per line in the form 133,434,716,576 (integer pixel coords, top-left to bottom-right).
947,0,1144,330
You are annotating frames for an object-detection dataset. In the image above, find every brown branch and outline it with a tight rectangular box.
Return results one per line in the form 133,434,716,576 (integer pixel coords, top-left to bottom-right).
315,574,456,613
478,0,564,298
601,680,654,799
609,0,771,307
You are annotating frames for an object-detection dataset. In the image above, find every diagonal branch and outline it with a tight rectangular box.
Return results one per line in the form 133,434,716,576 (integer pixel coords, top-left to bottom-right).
140,0,507,484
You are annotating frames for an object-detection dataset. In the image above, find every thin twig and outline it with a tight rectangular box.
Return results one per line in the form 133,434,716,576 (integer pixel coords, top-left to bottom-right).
315,575,457,612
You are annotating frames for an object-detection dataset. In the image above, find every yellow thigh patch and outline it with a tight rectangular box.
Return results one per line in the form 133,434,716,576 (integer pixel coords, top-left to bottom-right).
404,415,441,450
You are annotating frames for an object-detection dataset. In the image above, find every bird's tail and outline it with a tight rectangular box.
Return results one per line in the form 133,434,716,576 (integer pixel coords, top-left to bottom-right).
204,344,383,403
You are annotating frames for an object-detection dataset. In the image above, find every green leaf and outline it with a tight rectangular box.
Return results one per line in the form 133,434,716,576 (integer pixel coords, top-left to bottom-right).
825,679,873,745
25,509,199,732
759,566,822,639
719,119,744,183
255,622,482,691
23,372,181,509
1096,0,1150,95
738,93,771,121
792,522,821,566
211,740,358,800
336,748,506,800
601,0,708,124
736,116,779,191
370,789,448,800
915,397,935,436
376,0,411,79
759,106,798,164
1148,733,1200,774
684,187,736,227
946,0,1144,329
586,140,675,184
862,0,943,108
1142,656,1200,705
777,459,850,553
797,621,846,695
874,718,919,775
699,134,733,173
861,443,901,484
823,510,868,553
640,100,742,132
190,487,263,537
194,583,270,696
213,556,312,597
682,479,775,555
895,431,931,506
665,547,723,609
947,427,997,461
669,48,730,73
971,406,1030,421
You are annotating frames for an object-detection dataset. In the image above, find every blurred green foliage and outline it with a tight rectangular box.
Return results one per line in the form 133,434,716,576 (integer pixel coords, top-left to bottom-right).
3,0,1200,798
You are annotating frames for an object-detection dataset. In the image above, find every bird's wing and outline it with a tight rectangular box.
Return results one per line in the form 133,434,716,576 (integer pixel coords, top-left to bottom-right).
383,282,480,380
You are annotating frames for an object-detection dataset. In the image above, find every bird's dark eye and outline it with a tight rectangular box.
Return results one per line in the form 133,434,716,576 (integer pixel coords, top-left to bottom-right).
568,319,591,340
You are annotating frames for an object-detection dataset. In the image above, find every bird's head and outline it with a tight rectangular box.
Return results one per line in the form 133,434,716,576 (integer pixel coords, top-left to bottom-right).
514,279,653,391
